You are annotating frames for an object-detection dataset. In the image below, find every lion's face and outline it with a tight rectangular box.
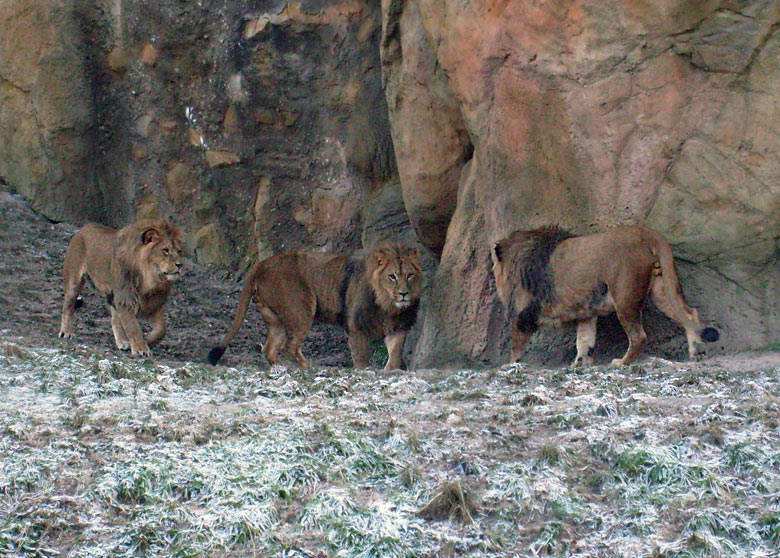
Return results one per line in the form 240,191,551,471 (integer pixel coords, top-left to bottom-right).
370,244,422,311
137,225,183,286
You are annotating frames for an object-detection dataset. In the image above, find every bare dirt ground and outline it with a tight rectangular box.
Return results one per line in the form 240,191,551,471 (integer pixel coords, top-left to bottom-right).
0,192,352,369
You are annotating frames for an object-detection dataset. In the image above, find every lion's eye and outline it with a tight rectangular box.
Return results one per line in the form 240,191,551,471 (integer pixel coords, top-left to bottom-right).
163,249,171,256
407,274,414,281
389,274,397,282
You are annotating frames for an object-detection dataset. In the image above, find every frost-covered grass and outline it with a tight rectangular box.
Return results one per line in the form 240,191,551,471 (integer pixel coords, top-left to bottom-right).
1,339,779,557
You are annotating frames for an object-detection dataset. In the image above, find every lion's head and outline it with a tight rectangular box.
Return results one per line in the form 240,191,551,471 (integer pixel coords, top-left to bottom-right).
115,220,183,290
367,243,422,311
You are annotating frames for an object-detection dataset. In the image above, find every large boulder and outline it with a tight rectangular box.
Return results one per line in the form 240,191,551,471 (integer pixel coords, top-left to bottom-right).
382,0,780,366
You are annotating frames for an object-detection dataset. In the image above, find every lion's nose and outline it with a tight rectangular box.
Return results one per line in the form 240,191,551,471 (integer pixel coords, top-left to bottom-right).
398,290,408,299
175,262,183,270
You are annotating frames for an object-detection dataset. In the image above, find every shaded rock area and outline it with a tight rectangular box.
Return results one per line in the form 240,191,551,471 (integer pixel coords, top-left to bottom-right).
381,0,779,366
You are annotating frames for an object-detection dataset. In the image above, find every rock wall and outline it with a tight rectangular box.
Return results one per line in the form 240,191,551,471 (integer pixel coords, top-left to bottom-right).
0,0,398,269
381,0,780,366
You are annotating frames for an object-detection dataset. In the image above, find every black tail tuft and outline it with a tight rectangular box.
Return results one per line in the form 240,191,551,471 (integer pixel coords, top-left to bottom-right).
701,327,719,343
74,297,84,310
208,346,226,365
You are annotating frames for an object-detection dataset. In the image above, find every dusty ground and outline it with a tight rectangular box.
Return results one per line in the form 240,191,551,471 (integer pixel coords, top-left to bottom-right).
0,192,352,369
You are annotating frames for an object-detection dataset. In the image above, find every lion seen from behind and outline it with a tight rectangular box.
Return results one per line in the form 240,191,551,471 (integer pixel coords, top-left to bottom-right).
58,219,183,357
490,225,719,366
208,242,422,370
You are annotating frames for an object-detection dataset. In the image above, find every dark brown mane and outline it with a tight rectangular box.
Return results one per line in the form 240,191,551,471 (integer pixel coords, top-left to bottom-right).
506,225,576,303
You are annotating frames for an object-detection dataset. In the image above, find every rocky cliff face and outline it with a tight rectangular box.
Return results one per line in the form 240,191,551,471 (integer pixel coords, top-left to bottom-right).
1,0,778,365
0,0,398,270
381,0,779,366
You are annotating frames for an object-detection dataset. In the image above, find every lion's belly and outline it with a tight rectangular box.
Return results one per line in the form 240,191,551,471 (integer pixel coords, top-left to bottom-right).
540,289,615,327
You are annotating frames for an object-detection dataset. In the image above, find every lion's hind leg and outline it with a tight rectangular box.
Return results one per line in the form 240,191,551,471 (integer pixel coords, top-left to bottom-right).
610,276,650,366
649,279,715,361
59,239,87,339
573,317,598,367
257,292,314,368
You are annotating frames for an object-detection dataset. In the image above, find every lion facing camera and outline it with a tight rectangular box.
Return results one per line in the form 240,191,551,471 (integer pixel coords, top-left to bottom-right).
58,220,183,357
491,225,719,367
208,242,422,370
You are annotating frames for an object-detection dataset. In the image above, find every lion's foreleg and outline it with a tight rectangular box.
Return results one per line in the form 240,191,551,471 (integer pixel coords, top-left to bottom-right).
115,306,151,357
145,308,167,348
110,307,130,351
383,330,407,371
573,317,598,367
348,330,371,369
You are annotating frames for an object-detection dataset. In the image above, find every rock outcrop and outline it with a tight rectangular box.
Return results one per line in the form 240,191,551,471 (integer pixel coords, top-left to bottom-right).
381,0,780,365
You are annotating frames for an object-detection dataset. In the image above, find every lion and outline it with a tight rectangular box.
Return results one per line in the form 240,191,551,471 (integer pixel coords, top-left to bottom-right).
490,225,719,367
207,242,422,370
58,219,183,357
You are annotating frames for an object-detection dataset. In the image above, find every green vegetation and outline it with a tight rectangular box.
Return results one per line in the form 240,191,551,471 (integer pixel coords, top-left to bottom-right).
1,341,779,556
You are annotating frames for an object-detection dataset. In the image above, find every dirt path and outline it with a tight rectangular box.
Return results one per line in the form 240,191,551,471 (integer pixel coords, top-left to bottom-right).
0,192,351,368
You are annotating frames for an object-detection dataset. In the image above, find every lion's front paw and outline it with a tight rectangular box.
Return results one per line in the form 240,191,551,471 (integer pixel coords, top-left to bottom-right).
58,329,72,339
572,355,594,368
130,343,151,358
116,341,131,351
610,358,626,367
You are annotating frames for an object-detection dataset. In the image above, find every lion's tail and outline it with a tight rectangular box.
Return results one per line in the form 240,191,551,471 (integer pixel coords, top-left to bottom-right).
653,232,719,344
208,263,260,365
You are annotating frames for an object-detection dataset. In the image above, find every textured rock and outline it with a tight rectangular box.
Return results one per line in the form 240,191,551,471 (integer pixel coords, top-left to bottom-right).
194,223,225,267
381,0,472,254
382,0,780,365
0,1,103,222
0,0,395,266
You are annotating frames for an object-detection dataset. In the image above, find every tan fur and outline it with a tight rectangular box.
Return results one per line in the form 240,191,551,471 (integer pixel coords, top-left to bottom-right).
210,243,422,370
58,220,183,356
491,225,717,366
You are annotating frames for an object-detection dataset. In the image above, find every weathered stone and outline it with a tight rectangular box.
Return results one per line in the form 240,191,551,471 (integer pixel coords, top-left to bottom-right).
139,42,158,66
165,162,195,202
223,105,238,135
188,128,204,148
205,150,240,168
194,223,225,267
381,0,471,254
135,113,155,138
135,197,161,221
107,48,129,73
0,0,103,223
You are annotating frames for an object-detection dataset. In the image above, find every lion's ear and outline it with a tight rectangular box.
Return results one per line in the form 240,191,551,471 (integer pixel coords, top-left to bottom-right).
141,228,161,245
373,249,389,268
491,243,503,265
